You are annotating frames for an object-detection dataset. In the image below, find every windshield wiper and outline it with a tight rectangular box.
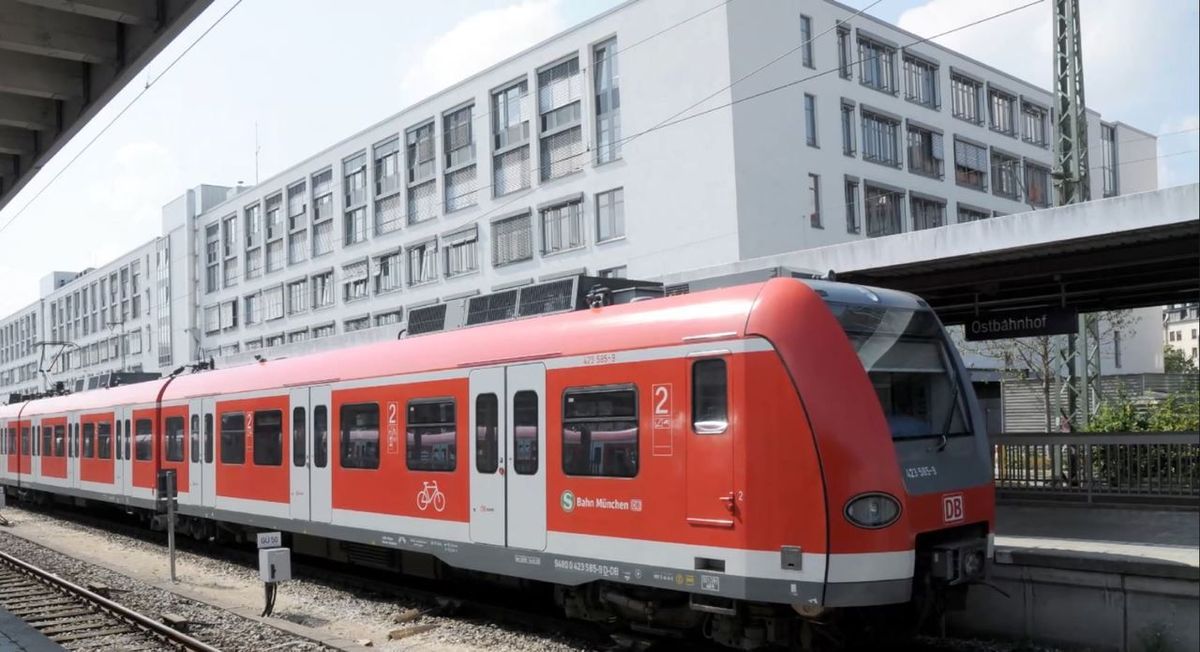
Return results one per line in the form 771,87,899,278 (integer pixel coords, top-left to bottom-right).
932,380,962,453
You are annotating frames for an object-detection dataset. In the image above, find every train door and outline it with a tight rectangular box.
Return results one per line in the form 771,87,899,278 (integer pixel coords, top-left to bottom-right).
685,355,736,528
505,363,547,551
468,367,506,546
288,387,310,521
113,407,127,504
201,398,217,509
187,399,204,508
68,412,79,491
309,386,332,523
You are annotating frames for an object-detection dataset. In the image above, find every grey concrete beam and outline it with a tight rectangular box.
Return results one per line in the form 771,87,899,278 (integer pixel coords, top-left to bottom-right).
15,0,154,26
0,50,82,99
0,126,36,156
0,0,118,63
0,92,55,130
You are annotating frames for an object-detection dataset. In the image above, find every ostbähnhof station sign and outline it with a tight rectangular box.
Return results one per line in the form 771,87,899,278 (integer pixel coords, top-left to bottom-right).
964,307,1078,341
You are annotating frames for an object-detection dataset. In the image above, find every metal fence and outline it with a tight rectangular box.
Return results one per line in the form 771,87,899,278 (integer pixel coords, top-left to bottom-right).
992,432,1200,507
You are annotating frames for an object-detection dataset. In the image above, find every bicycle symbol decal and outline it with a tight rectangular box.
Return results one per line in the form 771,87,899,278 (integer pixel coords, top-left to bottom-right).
416,480,446,513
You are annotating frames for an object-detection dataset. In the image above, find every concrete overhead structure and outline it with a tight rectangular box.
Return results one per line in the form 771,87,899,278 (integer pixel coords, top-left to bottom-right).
0,0,213,207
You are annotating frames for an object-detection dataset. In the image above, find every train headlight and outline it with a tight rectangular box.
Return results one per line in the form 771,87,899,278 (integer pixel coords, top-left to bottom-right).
843,493,901,529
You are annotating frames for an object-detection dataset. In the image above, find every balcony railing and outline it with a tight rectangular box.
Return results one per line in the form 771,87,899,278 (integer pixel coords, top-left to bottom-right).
992,432,1200,507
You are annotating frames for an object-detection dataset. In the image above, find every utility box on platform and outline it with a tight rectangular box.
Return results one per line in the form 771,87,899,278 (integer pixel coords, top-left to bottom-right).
258,548,291,583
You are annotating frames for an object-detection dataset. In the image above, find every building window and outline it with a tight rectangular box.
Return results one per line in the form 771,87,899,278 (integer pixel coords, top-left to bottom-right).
906,124,944,178
244,293,261,325
593,38,622,164
374,137,401,198
266,333,285,347
374,251,402,294
244,202,262,249
265,194,283,242
540,199,584,255
991,150,1021,199
407,399,457,472
808,174,822,228
538,57,583,181
375,194,402,237
443,105,477,212
903,55,938,108
444,167,477,213
562,387,638,478
1024,161,1051,208
800,14,814,68
845,178,860,234
288,183,309,264
953,138,989,191
1022,102,1048,147
219,299,237,330
1101,124,1118,197
493,147,531,197
406,123,436,185
344,153,367,208
492,213,533,266
313,168,334,223
313,220,333,257
205,224,219,293
957,205,990,223
312,271,336,309
288,330,307,344
203,305,219,334
344,316,369,332
266,240,284,273
804,94,818,147
1113,330,1122,369
596,188,625,242
340,403,379,470
911,196,946,230
312,323,335,338
861,111,900,166
408,240,438,285
858,37,896,93
951,74,982,123
841,102,856,156
343,260,369,302
245,248,263,280
599,266,627,279
375,310,402,327
864,184,904,237
264,285,284,320
407,181,437,225
287,279,308,314
444,228,479,277
344,207,368,246
836,26,852,79
988,88,1016,136
493,79,529,150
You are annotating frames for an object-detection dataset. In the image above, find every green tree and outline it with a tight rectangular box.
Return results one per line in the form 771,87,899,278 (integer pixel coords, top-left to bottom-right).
1163,345,1199,374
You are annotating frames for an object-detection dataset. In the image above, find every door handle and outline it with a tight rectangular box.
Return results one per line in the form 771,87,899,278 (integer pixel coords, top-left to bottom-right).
718,492,736,513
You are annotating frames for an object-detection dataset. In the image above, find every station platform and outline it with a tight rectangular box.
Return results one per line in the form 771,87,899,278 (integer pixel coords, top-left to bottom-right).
0,607,63,652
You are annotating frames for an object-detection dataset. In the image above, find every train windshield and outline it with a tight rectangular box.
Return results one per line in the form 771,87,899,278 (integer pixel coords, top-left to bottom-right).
829,303,971,441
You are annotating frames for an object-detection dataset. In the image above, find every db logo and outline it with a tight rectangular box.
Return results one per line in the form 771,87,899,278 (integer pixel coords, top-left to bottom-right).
942,493,964,523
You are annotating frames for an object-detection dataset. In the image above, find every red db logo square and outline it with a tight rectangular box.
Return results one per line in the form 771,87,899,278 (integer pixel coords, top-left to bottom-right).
942,493,964,524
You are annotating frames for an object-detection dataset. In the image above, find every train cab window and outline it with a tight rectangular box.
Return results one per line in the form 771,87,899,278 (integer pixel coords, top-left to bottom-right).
124,420,132,460
134,419,153,461
313,406,328,469
253,410,283,466
97,423,112,460
513,391,539,475
165,417,185,462
191,415,200,463
562,387,638,478
292,407,306,467
475,394,499,474
83,423,95,458
53,426,65,457
692,359,729,434
406,400,455,472
220,413,246,464
340,404,379,470
204,414,214,464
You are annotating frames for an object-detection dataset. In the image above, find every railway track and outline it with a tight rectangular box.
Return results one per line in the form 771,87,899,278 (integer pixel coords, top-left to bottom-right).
0,549,223,652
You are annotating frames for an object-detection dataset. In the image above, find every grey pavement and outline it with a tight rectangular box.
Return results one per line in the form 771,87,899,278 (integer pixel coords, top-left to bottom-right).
0,607,62,652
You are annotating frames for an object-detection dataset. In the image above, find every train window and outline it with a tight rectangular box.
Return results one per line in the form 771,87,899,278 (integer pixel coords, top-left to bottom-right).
42,427,52,457
513,391,539,475
53,426,65,458
475,394,498,474
135,420,153,461
406,400,456,472
124,420,131,460
191,415,200,463
340,404,379,470
72,423,78,458
220,413,246,464
21,427,30,455
692,359,729,434
83,423,95,458
97,423,112,460
204,414,214,464
253,411,284,466
165,417,185,462
292,407,306,467
313,406,328,468
562,387,638,478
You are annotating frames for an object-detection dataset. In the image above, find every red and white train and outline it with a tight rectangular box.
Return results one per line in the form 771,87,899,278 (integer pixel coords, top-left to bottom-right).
0,278,993,648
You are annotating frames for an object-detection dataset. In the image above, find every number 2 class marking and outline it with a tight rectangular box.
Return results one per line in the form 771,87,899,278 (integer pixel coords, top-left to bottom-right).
654,385,670,415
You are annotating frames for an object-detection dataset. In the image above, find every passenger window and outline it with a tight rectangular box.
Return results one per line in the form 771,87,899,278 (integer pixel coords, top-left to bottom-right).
135,420,153,461
124,420,131,460
21,427,30,455
204,414,214,463
220,413,245,464
513,391,539,475
293,407,306,467
191,415,200,463
97,423,112,460
313,406,328,468
407,399,456,472
253,410,283,466
53,426,65,458
562,387,638,478
340,404,379,470
692,359,729,434
475,394,498,474
165,417,185,462
42,427,52,457
83,423,95,458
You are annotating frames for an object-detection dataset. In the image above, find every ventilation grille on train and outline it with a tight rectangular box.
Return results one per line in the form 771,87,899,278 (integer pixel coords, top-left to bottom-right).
518,278,576,317
408,303,448,335
466,289,518,326
665,283,691,296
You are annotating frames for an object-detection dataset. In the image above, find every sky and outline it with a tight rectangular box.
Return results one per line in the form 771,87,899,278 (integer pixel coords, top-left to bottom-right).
0,0,1196,317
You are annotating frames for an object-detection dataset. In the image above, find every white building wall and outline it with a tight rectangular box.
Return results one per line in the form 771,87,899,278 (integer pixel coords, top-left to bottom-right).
1163,304,1200,363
